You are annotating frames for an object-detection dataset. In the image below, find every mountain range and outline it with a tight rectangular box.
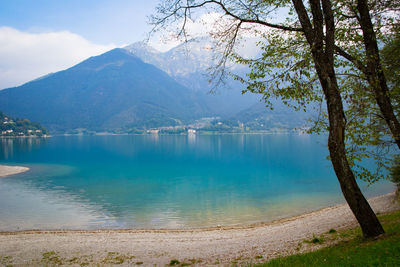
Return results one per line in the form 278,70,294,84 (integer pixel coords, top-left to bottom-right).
125,38,261,117
0,39,309,133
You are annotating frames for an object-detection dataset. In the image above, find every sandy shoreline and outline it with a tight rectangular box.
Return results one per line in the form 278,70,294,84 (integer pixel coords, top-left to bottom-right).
0,165,29,178
0,192,398,266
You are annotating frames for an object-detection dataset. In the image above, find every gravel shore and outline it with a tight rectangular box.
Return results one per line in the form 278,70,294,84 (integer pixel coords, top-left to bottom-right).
0,165,29,178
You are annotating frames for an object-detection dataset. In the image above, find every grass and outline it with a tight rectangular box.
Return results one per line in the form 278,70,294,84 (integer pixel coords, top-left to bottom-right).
102,252,135,265
41,251,62,266
168,259,197,266
0,256,13,267
169,259,181,265
305,234,325,244
257,209,400,267
329,228,337,234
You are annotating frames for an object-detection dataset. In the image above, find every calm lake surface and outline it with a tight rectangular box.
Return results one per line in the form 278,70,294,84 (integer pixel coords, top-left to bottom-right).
0,134,394,231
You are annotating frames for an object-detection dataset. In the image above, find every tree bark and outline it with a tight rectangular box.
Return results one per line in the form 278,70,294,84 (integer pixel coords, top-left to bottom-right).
293,0,384,238
357,0,400,149
323,68,385,238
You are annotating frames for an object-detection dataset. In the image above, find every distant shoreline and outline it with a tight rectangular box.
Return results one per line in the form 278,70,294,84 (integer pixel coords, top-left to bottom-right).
0,135,50,139
1,130,309,137
0,165,29,178
57,131,307,136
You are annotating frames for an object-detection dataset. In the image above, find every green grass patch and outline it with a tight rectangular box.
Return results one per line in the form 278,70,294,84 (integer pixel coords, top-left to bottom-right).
101,252,135,265
41,251,62,266
0,255,14,267
257,209,400,267
169,259,181,265
167,259,194,266
328,228,337,234
303,233,326,245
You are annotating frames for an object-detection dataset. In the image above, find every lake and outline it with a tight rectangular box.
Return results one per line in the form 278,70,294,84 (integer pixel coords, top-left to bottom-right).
0,134,394,231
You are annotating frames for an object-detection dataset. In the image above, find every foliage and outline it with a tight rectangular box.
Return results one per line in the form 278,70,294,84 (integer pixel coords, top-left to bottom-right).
158,127,187,134
390,154,400,186
325,1,400,182
234,31,322,112
382,29,400,94
241,4,400,183
340,29,400,183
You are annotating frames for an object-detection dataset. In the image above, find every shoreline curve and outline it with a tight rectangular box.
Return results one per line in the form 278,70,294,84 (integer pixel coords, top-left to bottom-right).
0,192,396,234
0,165,29,178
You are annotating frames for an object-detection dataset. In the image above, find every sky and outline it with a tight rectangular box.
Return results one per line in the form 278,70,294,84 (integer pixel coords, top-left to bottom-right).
0,0,163,89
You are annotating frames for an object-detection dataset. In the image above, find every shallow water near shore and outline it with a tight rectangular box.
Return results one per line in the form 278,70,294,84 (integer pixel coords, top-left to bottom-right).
0,134,394,231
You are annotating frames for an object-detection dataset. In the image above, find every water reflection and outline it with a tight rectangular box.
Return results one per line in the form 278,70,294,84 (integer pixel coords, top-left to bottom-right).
0,167,118,231
0,137,48,160
187,132,196,145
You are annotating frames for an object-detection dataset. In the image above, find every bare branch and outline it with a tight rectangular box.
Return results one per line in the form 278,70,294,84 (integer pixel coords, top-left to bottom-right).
206,0,303,32
152,0,303,33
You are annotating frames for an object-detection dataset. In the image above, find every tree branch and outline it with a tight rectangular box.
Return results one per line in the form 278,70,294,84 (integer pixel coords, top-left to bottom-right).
292,0,315,43
322,0,335,64
175,0,304,32
334,45,368,75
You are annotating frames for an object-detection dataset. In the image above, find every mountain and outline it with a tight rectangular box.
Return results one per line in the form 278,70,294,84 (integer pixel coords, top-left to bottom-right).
0,40,312,133
125,39,217,81
124,39,261,117
0,48,209,132
233,102,311,130
125,39,315,129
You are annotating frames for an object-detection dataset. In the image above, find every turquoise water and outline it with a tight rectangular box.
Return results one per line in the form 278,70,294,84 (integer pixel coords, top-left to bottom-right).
0,134,394,231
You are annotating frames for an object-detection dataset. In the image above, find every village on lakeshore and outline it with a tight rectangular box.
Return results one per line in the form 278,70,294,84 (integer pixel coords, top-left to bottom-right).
0,112,48,137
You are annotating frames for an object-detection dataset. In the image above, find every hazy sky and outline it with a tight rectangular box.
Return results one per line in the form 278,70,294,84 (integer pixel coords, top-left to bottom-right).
0,0,159,45
0,0,163,89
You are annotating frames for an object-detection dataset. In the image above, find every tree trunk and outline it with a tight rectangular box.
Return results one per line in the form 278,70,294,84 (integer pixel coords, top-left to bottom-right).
323,71,385,238
357,0,400,149
314,53,385,238
292,0,384,238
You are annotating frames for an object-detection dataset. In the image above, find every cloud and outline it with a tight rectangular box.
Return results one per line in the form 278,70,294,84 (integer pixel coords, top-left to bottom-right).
0,27,117,89
149,13,229,52
149,12,265,55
